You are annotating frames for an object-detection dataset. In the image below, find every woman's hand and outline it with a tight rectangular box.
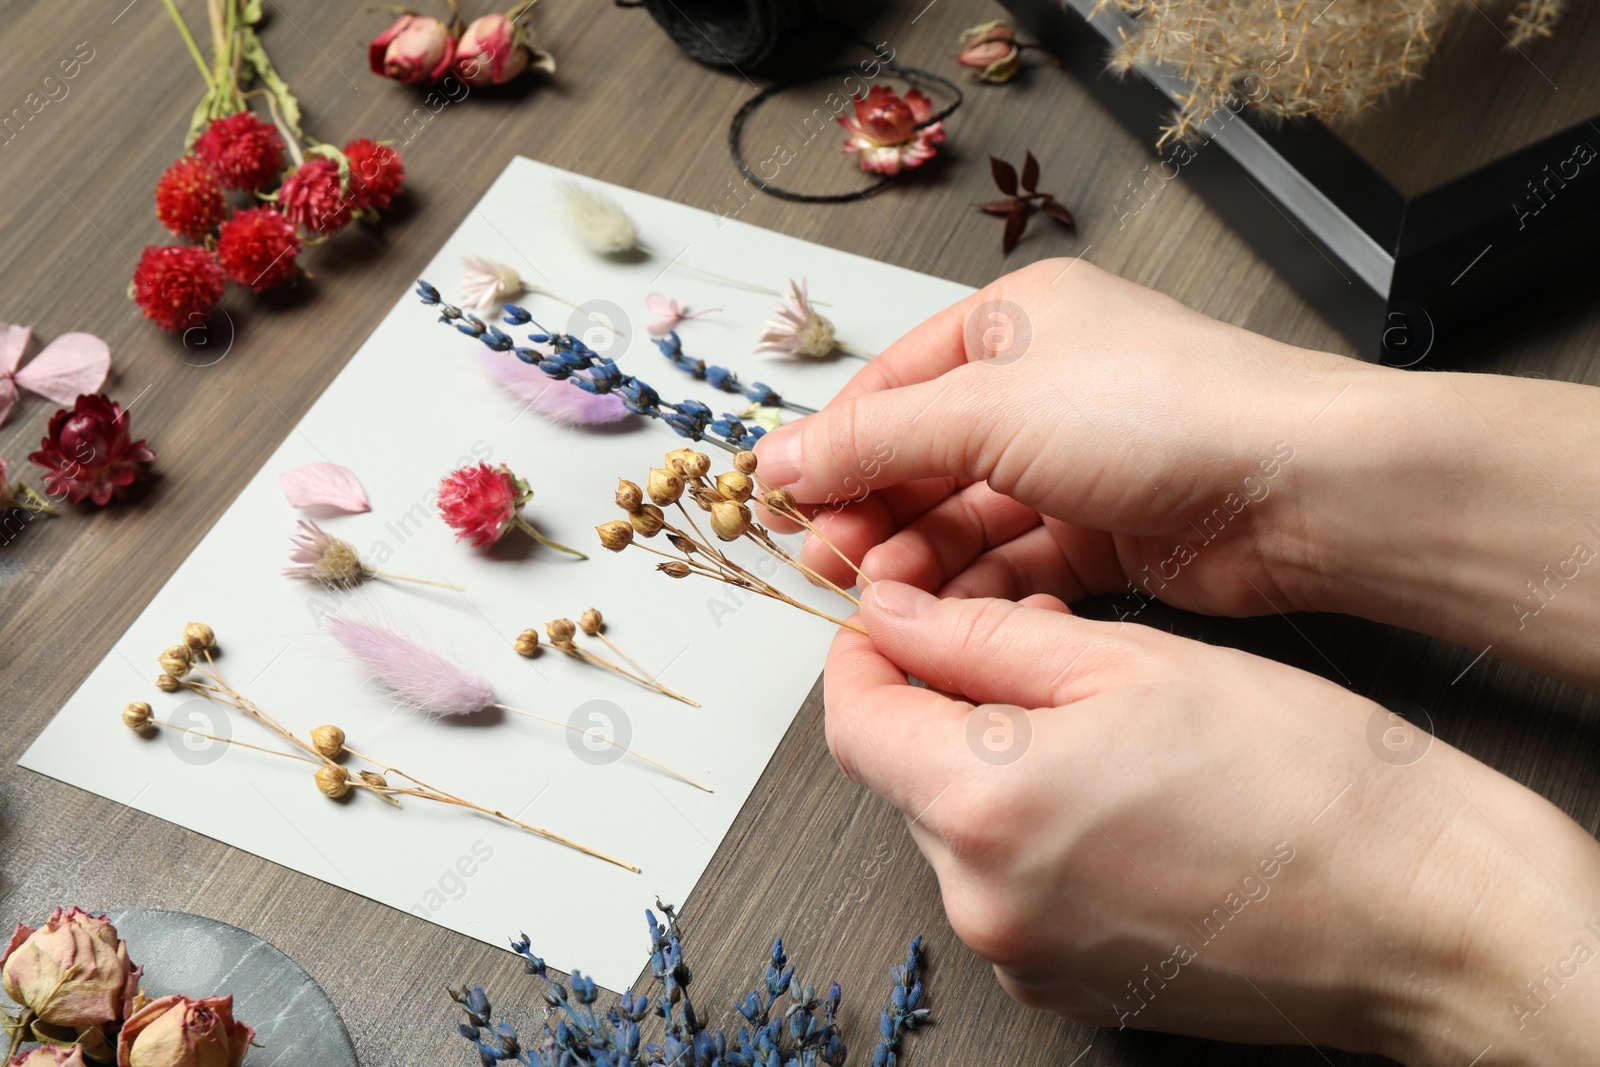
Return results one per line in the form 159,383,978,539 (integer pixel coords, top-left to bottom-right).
827,582,1600,1065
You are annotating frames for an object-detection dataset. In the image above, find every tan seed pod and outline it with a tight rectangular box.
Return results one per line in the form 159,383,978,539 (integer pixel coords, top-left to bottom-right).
629,504,665,537
359,770,389,789
597,519,635,552
710,500,753,542
647,467,685,506
315,764,351,799
579,608,603,636
182,622,215,652
615,479,644,511
734,450,758,474
547,617,578,645
155,672,182,693
514,628,541,657
122,702,153,731
682,451,712,478
667,533,698,555
658,561,693,578
311,724,347,760
716,470,754,503
665,448,694,475
762,487,798,513
159,644,192,678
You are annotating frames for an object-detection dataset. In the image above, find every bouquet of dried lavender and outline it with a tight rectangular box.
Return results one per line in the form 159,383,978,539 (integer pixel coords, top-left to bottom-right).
451,902,930,1066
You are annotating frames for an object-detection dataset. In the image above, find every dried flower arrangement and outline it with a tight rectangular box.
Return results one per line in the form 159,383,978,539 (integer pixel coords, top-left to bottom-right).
126,623,640,871
1103,0,1568,144
515,608,700,708
1,907,254,1066
597,448,864,634
976,152,1075,256
452,903,929,1067
418,283,769,452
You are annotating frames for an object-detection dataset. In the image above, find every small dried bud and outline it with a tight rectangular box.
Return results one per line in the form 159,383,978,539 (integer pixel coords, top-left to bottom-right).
734,450,758,474
159,644,192,678
629,504,665,537
155,672,182,693
514,628,541,657
710,500,753,541
311,724,346,760
597,519,635,552
667,533,698,555
689,485,718,512
716,470,754,503
762,487,798,513
547,617,578,645
358,770,389,789
658,561,693,578
122,702,153,731
615,479,644,511
182,622,215,651
647,467,685,506
579,608,603,636
315,764,352,799
680,451,712,478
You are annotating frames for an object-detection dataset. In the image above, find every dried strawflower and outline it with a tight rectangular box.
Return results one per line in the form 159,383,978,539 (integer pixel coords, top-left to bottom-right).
976,151,1074,256
284,519,462,590
27,393,156,506
438,462,587,559
310,724,346,759
457,254,616,340
838,85,946,176
756,281,874,361
122,702,153,731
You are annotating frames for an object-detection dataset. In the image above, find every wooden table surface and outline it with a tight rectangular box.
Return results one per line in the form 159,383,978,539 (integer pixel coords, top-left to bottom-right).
4,2,1599,1065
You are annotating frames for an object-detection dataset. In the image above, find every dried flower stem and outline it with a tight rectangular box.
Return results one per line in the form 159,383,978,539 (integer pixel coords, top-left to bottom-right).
148,718,321,764
659,518,862,632
362,567,466,591
488,704,711,791
554,642,700,708
758,490,871,588
512,515,588,559
635,243,829,304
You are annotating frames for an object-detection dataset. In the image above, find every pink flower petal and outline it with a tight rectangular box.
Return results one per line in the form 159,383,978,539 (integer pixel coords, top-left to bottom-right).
280,462,371,512
0,321,30,376
14,333,110,406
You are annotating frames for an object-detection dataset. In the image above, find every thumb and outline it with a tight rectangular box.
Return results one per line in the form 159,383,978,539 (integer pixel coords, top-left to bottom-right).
859,580,1140,707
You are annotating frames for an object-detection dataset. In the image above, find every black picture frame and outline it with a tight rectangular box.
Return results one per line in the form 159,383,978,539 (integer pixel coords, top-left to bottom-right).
1002,0,1600,363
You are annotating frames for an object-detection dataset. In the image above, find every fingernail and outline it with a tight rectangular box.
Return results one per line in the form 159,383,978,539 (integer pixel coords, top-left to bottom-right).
867,580,936,619
755,427,802,486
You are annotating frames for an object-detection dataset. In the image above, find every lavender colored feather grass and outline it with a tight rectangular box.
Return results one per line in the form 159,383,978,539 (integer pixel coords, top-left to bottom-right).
475,350,629,426
328,616,495,717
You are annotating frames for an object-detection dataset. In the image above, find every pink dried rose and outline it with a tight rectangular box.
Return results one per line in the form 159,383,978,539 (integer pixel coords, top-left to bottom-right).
1,907,142,1028
438,463,586,558
369,15,456,86
957,20,1022,83
116,994,254,1067
838,85,946,176
454,13,554,87
10,1046,89,1066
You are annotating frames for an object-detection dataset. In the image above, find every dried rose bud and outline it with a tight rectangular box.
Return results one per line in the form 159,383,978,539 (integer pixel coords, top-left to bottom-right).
311,724,346,759
315,764,351,798
763,487,798,513
547,617,578,645
668,533,698,555
615,479,644,511
658,561,693,578
122,702,153,731
155,673,182,693
182,622,215,652
716,470,754,503
579,608,603,635
514,628,541,657
359,770,388,789
734,450,758,474
159,645,192,678
710,500,752,541
629,504,665,537
597,519,635,551
647,467,684,506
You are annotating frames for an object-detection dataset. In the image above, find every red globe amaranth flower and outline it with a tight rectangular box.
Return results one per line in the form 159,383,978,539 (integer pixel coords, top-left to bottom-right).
278,157,353,235
438,463,523,547
194,111,285,191
154,156,227,239
369,15,456,85
28,394,156,506
343,138,405,214
132,244,226,333
838,86,946,176
216,207,301,291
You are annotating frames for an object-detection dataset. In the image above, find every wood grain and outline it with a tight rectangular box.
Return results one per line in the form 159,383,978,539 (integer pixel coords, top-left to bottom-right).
2,3,1598,1066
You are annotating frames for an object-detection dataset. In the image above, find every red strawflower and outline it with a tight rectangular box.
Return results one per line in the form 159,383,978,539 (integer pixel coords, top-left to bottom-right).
279,157,353,235
343,138,405,214
132,244,226,333
838,86,946,176
28,393,156,506
194,111,285,191
217,207,301,291
438,463,523,547
154,156,227,239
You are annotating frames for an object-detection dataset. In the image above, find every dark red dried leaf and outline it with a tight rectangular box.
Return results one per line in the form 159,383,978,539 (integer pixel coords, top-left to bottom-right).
1001,202,1034,255
1041,197,1075,227
990,156,1019,197
1021,151,1040,194
975,198,1021,216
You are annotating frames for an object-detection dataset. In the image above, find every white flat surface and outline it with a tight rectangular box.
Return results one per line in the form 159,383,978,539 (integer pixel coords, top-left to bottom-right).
21,157,972,991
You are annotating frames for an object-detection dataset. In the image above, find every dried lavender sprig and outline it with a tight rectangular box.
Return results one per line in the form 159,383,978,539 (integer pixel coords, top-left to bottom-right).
653,330,817,416
874,935,931,1067
417,280,767,453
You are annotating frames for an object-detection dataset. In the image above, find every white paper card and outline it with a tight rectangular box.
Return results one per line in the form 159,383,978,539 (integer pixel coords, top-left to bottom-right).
21,157,972,991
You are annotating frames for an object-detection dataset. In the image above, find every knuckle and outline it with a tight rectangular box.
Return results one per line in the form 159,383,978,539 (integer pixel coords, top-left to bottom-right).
944,889,1033,967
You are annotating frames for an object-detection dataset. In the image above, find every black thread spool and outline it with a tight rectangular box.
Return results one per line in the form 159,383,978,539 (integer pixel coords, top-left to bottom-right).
621,0,837,70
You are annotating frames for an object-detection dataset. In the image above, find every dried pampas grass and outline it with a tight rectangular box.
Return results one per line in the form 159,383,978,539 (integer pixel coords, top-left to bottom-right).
1098,0,1567,143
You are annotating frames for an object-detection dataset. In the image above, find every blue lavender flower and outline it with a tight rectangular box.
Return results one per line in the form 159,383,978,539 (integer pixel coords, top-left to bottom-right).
652,331,817,416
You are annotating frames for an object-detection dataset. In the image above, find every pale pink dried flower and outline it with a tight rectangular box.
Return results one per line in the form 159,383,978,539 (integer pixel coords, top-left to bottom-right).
755,280,837,360
458,254,527,311
327,616,496,717
284,520,365,585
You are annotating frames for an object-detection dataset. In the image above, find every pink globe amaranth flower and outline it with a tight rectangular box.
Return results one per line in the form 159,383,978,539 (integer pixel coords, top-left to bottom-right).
838,86,946,176
11,1045,90,1066
453,14,554,87
369,15,456,86
27,394,156,507
438,462,525,548
116,994,254,1067
1,907,142,1028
